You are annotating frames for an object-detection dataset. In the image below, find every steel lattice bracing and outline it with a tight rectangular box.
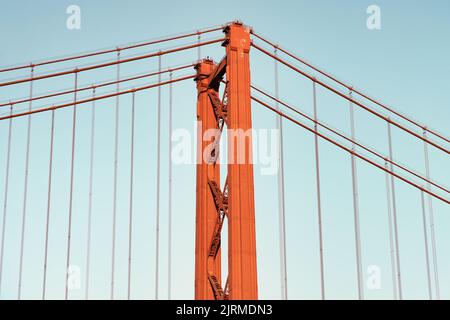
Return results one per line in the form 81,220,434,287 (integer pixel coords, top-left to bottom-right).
195,60,224,300
0,20,449,301
194,22,258,300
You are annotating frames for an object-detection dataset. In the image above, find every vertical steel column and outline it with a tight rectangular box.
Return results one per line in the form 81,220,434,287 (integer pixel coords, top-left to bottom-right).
387,121,402,299
155,54,162,300
194,60,222,300
127,91,136,300
65,70,78,300
312,81,325,300
423,129,440,299
197,31,201,61
349,91,363,300
168,72,173,300
42,109,55,300
85,88,96,300
384,160,398,300
0,105,13,296
420,188,432,299
274,48,288,300
224,22,258,300
18,66,34,299
111,50,121,300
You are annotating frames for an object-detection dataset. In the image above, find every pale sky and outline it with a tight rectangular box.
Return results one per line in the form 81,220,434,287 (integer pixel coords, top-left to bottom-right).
0,0,449,300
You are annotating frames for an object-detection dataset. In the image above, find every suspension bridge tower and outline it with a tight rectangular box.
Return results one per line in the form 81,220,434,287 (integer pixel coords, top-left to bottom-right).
194,22,258,300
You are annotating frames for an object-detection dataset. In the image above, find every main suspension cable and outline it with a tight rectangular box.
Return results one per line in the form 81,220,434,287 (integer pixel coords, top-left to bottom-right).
250,86,450,195
0,38,224,88
0,25,223,73
0,75,195,121
0,64,194,109
251,43,450,155
251,96,450,205
250,31,450,145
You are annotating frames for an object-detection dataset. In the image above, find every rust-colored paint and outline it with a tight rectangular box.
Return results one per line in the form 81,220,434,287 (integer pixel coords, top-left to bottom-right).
225,22,258,300
195,22,258,300
195,60,222,300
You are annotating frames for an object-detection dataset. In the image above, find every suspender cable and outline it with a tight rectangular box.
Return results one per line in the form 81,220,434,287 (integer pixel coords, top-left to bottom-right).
197,32,201,61
384,160,398,299
85,88,96,300
253,97,450,297
251,43,450,155
423,129,440,299
0,38,225,88
155,54,162,300
0,105,13,296
274,48,288,300
0,25,222,73
0,63,194,109
387,121,402,299
42,109,55,300
111,50,121,300
312,82,325,300
250,31,450,145
127,92,136,300
65,70,78,300
250,86,450,195
18,66,34,299
168,72,173,300
420,188,432,299
251,96,450,204
0,75,195,122
349,91,363,300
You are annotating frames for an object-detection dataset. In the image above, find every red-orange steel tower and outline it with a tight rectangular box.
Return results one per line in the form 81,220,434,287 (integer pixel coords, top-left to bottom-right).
194,22,258,300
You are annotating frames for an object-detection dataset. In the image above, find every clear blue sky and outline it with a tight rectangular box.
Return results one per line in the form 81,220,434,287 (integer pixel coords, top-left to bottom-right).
0,0,449,300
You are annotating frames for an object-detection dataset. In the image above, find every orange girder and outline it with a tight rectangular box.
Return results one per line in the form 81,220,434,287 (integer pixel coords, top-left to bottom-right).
195,60,222,300
194,22,258,300
225,22,258,300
